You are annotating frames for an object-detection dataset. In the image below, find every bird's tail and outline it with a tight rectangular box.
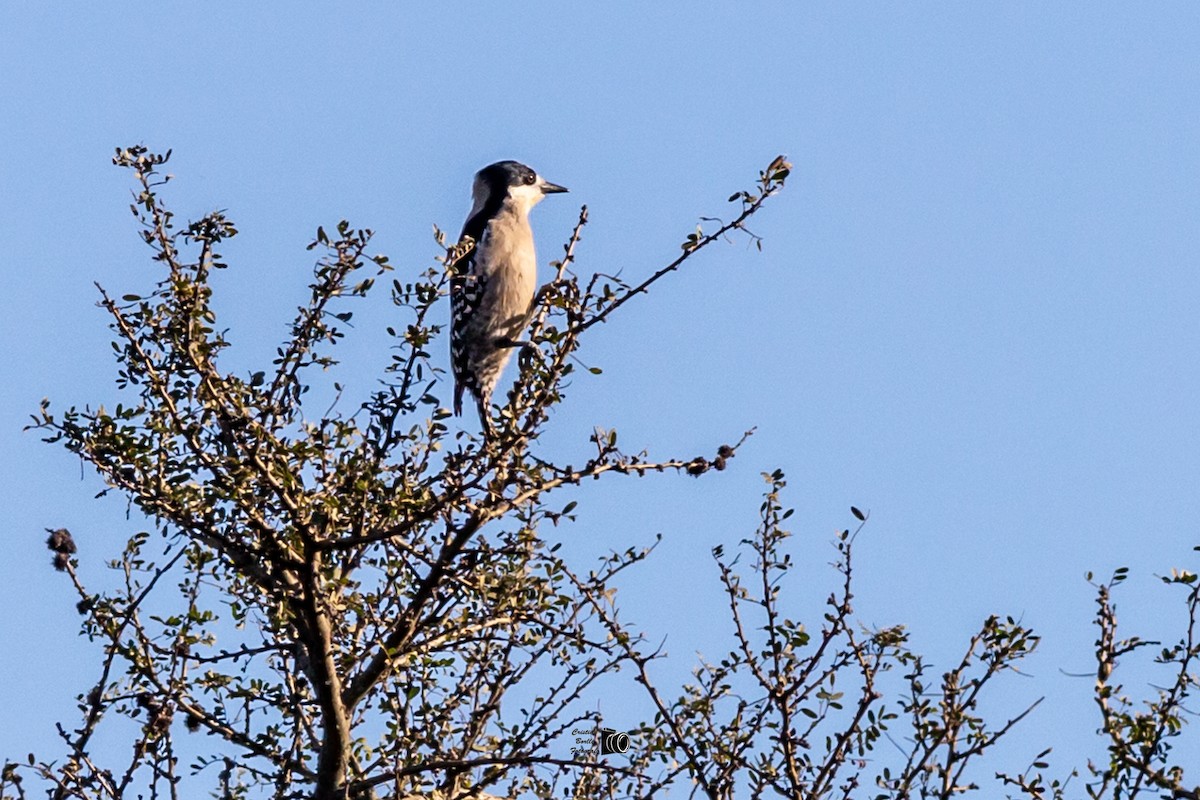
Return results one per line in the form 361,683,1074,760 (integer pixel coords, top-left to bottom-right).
453,382,464,416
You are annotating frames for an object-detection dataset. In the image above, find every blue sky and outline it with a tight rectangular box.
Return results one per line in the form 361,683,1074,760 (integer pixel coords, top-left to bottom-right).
3,1,1200,786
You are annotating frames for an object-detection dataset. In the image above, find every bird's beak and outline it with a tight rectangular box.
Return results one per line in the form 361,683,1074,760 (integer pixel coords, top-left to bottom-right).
539,180,569,194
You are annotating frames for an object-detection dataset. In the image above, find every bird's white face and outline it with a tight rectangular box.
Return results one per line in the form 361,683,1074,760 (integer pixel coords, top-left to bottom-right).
468,174,546,218
506,178,551,214
468,165,567,220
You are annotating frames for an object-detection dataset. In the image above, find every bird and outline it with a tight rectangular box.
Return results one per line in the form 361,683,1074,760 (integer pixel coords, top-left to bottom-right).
450,160,568,434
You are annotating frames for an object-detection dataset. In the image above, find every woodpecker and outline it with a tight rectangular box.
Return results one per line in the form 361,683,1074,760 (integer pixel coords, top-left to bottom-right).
450,160,568,433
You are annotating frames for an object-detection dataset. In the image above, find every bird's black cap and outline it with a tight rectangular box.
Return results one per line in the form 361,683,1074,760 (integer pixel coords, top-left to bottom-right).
478,160,568,194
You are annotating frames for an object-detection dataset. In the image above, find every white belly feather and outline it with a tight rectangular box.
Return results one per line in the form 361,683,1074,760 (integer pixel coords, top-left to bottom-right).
462,204,538,402
476,206,537,339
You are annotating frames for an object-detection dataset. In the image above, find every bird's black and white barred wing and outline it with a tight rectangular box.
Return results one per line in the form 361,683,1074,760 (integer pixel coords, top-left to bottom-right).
449,223,488,417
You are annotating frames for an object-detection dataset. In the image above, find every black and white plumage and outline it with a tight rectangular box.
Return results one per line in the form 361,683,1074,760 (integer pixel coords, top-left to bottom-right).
450,160,568,432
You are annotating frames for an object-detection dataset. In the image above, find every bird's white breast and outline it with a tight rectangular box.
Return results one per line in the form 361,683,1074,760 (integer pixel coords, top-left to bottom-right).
476,202,537,336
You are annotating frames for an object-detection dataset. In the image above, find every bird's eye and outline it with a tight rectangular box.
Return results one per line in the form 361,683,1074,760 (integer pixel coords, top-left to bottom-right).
524,172,537,185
